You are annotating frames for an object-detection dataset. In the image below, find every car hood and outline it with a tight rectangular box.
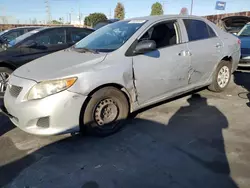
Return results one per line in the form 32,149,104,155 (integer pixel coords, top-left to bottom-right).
239,36,250,49
13,50,107,81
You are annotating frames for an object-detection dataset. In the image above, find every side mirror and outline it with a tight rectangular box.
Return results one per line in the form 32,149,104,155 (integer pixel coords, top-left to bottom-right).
22,40,37,48
134,40,156,54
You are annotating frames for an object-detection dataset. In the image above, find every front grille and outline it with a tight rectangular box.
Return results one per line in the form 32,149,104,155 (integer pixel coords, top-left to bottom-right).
37,117,50,128
241,48,250,55
9,85,23,98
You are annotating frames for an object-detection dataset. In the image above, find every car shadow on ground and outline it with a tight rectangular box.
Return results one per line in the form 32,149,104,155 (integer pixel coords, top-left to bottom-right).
0,94,238,188
0,99,15,137
234,70,250,106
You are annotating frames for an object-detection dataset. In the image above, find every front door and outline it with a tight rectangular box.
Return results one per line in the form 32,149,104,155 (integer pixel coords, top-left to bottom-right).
132,20,190,105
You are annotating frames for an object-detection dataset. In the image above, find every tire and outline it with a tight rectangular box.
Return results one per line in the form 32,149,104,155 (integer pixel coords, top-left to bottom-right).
0,67,13,98
208,60,232,92
80,86,129,137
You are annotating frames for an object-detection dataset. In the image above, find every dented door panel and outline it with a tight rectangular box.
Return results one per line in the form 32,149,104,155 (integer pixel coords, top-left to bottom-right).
132,43,190,105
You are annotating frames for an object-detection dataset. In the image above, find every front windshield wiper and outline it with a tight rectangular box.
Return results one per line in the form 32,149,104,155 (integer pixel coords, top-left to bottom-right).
71,46,99,54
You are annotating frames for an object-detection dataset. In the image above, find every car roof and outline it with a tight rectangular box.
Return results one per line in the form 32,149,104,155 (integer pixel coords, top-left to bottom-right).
40,26,94,31
9,26,42,30
124,14,204,22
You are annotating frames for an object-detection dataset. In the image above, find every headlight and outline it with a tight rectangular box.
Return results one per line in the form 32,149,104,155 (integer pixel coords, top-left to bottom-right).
27,77,77,100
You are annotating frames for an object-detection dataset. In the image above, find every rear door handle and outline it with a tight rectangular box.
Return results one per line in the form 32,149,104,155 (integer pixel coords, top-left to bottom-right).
178,50,192,56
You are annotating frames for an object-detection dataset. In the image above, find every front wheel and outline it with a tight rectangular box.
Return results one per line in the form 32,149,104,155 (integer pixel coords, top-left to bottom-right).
0,67,12,98
208,60,232,92
80,87,129,137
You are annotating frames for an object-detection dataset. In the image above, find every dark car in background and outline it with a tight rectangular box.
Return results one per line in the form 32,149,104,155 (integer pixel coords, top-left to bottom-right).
238,22,250,67
0,26,94,96
0,27,39,45
93,19,119,30
217,16,250,34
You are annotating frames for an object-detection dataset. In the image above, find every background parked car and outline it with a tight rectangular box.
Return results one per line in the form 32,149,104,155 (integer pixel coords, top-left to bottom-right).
0,27,40,51
237,22,250,67
217,16,250,34
1,15,240,137
93,19,120,30
0,26,94,97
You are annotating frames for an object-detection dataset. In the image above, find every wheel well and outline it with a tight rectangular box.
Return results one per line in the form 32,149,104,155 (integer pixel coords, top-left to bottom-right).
221,56,232,63
79,83,132,131
0,62,16,70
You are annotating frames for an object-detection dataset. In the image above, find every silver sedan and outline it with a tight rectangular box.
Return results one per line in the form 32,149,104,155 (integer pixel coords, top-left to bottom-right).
1,15,240,136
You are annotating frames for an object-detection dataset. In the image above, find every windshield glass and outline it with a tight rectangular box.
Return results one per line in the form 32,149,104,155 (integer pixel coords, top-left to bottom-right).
238,24,250,36
0,30,9,36
74,20,146,52
9,28,42,46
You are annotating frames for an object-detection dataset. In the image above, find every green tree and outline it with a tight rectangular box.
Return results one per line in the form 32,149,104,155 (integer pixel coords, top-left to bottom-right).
114,2,125,20
84,13,107,27
150,2,164,16
50,20,63,25
180,7,189,15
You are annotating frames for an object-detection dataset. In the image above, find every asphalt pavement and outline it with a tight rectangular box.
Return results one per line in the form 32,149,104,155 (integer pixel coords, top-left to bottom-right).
0,71,250,188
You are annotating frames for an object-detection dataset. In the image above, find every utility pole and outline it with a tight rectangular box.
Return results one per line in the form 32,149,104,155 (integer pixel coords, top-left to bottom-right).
45,0,52,24
109,8,112,19
190,0,194,15
161,1,167,14
69,12,71,24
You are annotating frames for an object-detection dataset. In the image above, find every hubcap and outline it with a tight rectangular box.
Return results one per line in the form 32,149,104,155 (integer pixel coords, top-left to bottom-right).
0,72,10,94
94,98,119,127
217,66,230,88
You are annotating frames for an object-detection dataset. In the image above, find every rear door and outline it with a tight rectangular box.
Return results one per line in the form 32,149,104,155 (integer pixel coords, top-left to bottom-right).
17,28,68,64
183,19,222,86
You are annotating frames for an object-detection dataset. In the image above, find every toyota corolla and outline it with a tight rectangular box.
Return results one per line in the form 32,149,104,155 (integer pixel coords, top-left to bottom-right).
0,15,240,136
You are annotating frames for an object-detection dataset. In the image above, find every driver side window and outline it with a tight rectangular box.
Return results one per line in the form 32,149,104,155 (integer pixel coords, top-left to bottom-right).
139,20,179,49
33,29,66,46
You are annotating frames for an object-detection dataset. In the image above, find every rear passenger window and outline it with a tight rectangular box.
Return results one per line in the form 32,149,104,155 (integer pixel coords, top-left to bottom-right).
184,19,215,41
70,29,91,43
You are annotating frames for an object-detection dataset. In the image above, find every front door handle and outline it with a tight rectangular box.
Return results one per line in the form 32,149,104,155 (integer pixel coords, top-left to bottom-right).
216,43,222,48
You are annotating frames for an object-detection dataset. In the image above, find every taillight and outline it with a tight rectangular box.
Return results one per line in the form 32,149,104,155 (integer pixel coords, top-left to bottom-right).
238,39,241,45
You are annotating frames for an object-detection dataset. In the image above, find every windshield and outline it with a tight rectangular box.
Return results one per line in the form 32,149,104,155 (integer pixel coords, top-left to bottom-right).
238,24,250,36
0,30,9,36
9,28,42,46
74,20,146,52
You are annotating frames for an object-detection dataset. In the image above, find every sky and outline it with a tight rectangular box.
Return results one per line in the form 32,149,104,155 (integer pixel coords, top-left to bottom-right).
0,0,250,24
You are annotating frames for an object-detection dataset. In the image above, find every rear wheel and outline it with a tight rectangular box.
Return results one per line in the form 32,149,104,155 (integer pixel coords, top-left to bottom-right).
208,60,231,92
80,87,129,137
0,67,12,98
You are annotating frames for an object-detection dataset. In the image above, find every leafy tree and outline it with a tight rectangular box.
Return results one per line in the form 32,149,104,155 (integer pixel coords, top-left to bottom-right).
150,2,164,16
84,13,107,27
114,2,125,20
50,20,63,25
180,7,189,15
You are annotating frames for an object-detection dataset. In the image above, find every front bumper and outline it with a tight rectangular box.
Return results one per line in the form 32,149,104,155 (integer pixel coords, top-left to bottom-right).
2,75,87,136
